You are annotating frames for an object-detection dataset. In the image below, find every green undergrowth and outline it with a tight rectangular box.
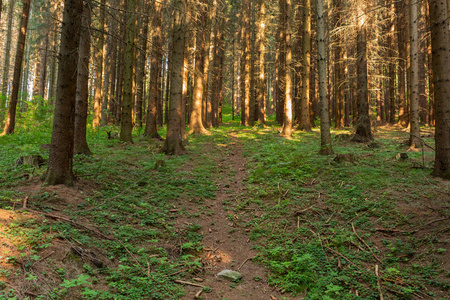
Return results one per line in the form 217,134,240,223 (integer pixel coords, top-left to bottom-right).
230,124,449,299
0,109,448,299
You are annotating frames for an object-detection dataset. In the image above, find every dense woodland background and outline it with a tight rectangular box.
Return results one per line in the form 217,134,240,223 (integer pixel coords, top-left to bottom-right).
0,0,449,299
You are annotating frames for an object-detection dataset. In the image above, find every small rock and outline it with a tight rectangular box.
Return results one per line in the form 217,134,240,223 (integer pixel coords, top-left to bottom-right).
217,269,243,281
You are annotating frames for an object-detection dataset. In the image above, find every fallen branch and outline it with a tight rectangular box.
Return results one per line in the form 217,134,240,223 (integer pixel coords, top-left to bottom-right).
194,289,203,299
27,209,114,241
375,264,384,300
352,223,382,264
173,279,205,288
35,251,55,264
238,257,254,271
324,246,360,269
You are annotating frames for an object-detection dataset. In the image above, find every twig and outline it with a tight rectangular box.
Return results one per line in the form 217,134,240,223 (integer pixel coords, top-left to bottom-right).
351,223,382,264
375,264,384,300
35,251,55,264
324,246,360,269
194,289,203,299
173,279,205,288
408,133,435,151
238,257,253,270
27,209,114,240
423,217,449,227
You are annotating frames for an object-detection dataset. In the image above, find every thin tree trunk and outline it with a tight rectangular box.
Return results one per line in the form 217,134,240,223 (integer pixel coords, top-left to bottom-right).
429,0,450,179
43,0,83,186
299,0,312,131
257,0,266,124
120,0,135,143
92,0,106,129
1,0,15,99
162,0,186,155
396,0,408,126
135,1,149,128
317,0,333,155
74,0,92,156
352,11,373,142
409,0,422,148
145,0,163,138
1,0,30,135
281,0,292,136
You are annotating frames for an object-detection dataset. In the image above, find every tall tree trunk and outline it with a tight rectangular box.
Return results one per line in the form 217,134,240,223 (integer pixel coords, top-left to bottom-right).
74,0,92,156
1,0,15,100
37,35,49,100
145,0,163,138
429,0,450,179
188,0,208,134
317,0,333,155
257,0,266,124
1,0,30,135
106,0,118,124
135,1,150,128
43,0,83,186
281,0,292,136
120,0,135,143
299,0,312,131
276,0,286,125
409,0,422,148
418,1,427,124
396,0,408,126
92,0,106,129
352,8,373,142
241,0,251,126
162,0,186,155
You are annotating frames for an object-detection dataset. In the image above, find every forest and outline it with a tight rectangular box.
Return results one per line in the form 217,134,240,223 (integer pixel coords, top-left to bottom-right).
0,0,449,299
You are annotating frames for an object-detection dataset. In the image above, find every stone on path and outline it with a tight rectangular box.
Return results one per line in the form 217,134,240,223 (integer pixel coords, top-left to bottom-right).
217,269,243,281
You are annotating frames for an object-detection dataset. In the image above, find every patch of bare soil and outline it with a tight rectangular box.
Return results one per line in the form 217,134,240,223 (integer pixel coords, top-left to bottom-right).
1,178,112,299
177,132,299,300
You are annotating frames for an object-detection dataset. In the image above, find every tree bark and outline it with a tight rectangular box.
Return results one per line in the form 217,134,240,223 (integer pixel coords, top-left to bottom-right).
396,0,408,126
1,0,30,135
281,0,292,136
429,0,450,179
145,0,163,138
257,0,266,124
74,1,92,156
352,12,373,142
43,0,83,186
1,0,15,100
92,0,106,129
298,0,312,131
162,0,186,155
120,0,135,143
317,0,333,155
409,0,422,148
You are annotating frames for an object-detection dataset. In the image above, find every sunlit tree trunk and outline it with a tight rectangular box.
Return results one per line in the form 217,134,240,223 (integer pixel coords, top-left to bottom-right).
74,1,92,156
92,0,106,129
257,0,266,124
162,0,186,155
145,0,163,138
276,0,286,125
120,0,135,143
43,0,83,186
281,0,292,136
1,0,15,99
135,1,149,128
241,0,251,126
430,0,450,179
298,0,312,131
396,0,408,126
106,0,118,124
418,1,427,124
409,0,422,148
1,0,30,135
317,0,333,155
352,4,373,142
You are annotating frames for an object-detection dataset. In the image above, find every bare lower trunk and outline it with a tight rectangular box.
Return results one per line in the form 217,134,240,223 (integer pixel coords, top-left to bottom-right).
43,0,83,186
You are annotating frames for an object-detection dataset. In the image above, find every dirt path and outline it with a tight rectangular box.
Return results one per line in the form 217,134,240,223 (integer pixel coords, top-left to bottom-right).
179,131,296,300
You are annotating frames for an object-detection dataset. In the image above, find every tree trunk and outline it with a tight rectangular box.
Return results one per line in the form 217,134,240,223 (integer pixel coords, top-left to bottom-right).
429,0,450,179
145,0,163,138
257,0,266,124
162,0,186,155
135,1,149,128
1,0,15,100
74,0,92,156
92,0,106,129
1,0,30,135
396,0,408,126
281,0,292,136
298,0,312,131
352,13,373,142
43,0,83,186
409,0,422,148
317,0,333,155
188,0,208,134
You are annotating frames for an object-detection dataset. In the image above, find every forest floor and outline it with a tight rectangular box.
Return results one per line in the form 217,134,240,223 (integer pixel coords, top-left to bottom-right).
0,114,449,300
